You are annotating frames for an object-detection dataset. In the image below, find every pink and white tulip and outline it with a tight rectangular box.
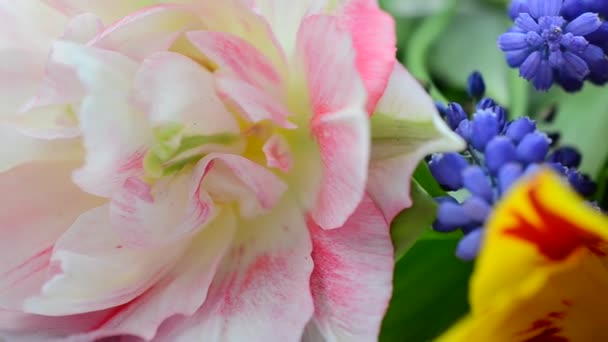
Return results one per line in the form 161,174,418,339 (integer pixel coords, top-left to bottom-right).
0,0,463,341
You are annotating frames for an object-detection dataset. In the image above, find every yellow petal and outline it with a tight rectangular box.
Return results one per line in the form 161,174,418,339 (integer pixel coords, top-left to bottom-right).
439,169,608,342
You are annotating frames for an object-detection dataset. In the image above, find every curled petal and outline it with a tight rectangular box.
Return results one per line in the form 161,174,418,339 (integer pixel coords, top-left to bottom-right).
24,205,189,316
0,161,102,310
367,63,464,221
305,195,393,342
155,199,314,342
298,14,370,229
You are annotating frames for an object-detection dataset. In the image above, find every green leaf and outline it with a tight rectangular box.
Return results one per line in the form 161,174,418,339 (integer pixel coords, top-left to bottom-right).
380,238,473,342
428,7,512,105
541,84,608,178
391,180,438,260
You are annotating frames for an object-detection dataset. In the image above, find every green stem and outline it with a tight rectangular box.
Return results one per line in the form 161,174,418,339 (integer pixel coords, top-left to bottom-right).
404,0,458,103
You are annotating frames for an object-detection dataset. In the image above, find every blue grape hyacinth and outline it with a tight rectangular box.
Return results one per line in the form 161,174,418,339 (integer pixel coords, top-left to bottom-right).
499,0,608,92
429,73,596,261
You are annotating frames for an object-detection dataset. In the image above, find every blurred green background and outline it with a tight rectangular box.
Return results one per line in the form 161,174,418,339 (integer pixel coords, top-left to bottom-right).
379,0,608,340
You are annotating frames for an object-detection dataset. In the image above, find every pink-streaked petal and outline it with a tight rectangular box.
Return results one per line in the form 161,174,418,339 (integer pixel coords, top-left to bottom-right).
134,51,239,134
338,0,396,114
0,125,82,172
305,195,393,342
249,0,325,56
155,199,314,342
111,171,215,249
0,161,103,309
67,210,236,341
187,30,285,96
23,205,189,316
193,0,286,70
0,308,120,341
215,76,295,128
297,15,370,229
89,4,198,61
195,153,288,218
367,63,464,221
263,133,293,172
297,14,366,119
310,109,370,229
50,41,153,196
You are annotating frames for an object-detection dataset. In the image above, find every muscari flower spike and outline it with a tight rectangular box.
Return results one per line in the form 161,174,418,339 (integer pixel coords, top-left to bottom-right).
500,0,608,92
429,72,597,261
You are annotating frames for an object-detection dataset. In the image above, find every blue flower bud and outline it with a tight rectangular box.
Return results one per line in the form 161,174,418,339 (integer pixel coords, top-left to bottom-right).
547,146,582,168
436,201,472,231
476,98,497,110
445,102,467,130
490,105,507,130
485,136,517,173
506,117,536,144
456,228,484,261
435,101,448,117
462,166,494,203
462,196,491,222
568,170,597,197
508,0,529,20
497,162,523,195
467,71,486,99
516,132,550,164
455,119,472,142
429,153,469,191
471,111,500,151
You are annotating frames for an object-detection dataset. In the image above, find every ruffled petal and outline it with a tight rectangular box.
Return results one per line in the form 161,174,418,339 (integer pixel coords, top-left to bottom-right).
155,199,314,342
111,153,286,248
23,205,189,316
338,0,396,114
67,209,237,341
49,41,153,197
367,63,464,221
0,125,82,172
0,161,102,309
186,30,285,97
304,195,393,342
297,14,369,229
133,51,239,134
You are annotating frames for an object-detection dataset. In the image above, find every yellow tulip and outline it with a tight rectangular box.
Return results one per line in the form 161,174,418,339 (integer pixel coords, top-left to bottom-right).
439,169,608,342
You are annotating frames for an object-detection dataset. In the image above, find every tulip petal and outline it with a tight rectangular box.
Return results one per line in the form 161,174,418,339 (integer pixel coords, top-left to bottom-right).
24,205,189,316
439,170,608,342
67,209,236,341
155,199,314,342
298,15,369,229
0,125,82,172
338,0,396,114
367,63,464,221
0,161,103,309
186,30,285,96
304,195,393,342
111,153,287,248
89,4,197,61
133,51,239,134
263,133,293,172
0,1,66,51
249,0,325,57
215,76,295,128
50,41,153,197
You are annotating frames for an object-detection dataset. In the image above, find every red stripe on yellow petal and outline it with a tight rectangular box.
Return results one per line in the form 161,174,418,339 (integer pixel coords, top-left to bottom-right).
439,170,608,342
502,182,606,261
